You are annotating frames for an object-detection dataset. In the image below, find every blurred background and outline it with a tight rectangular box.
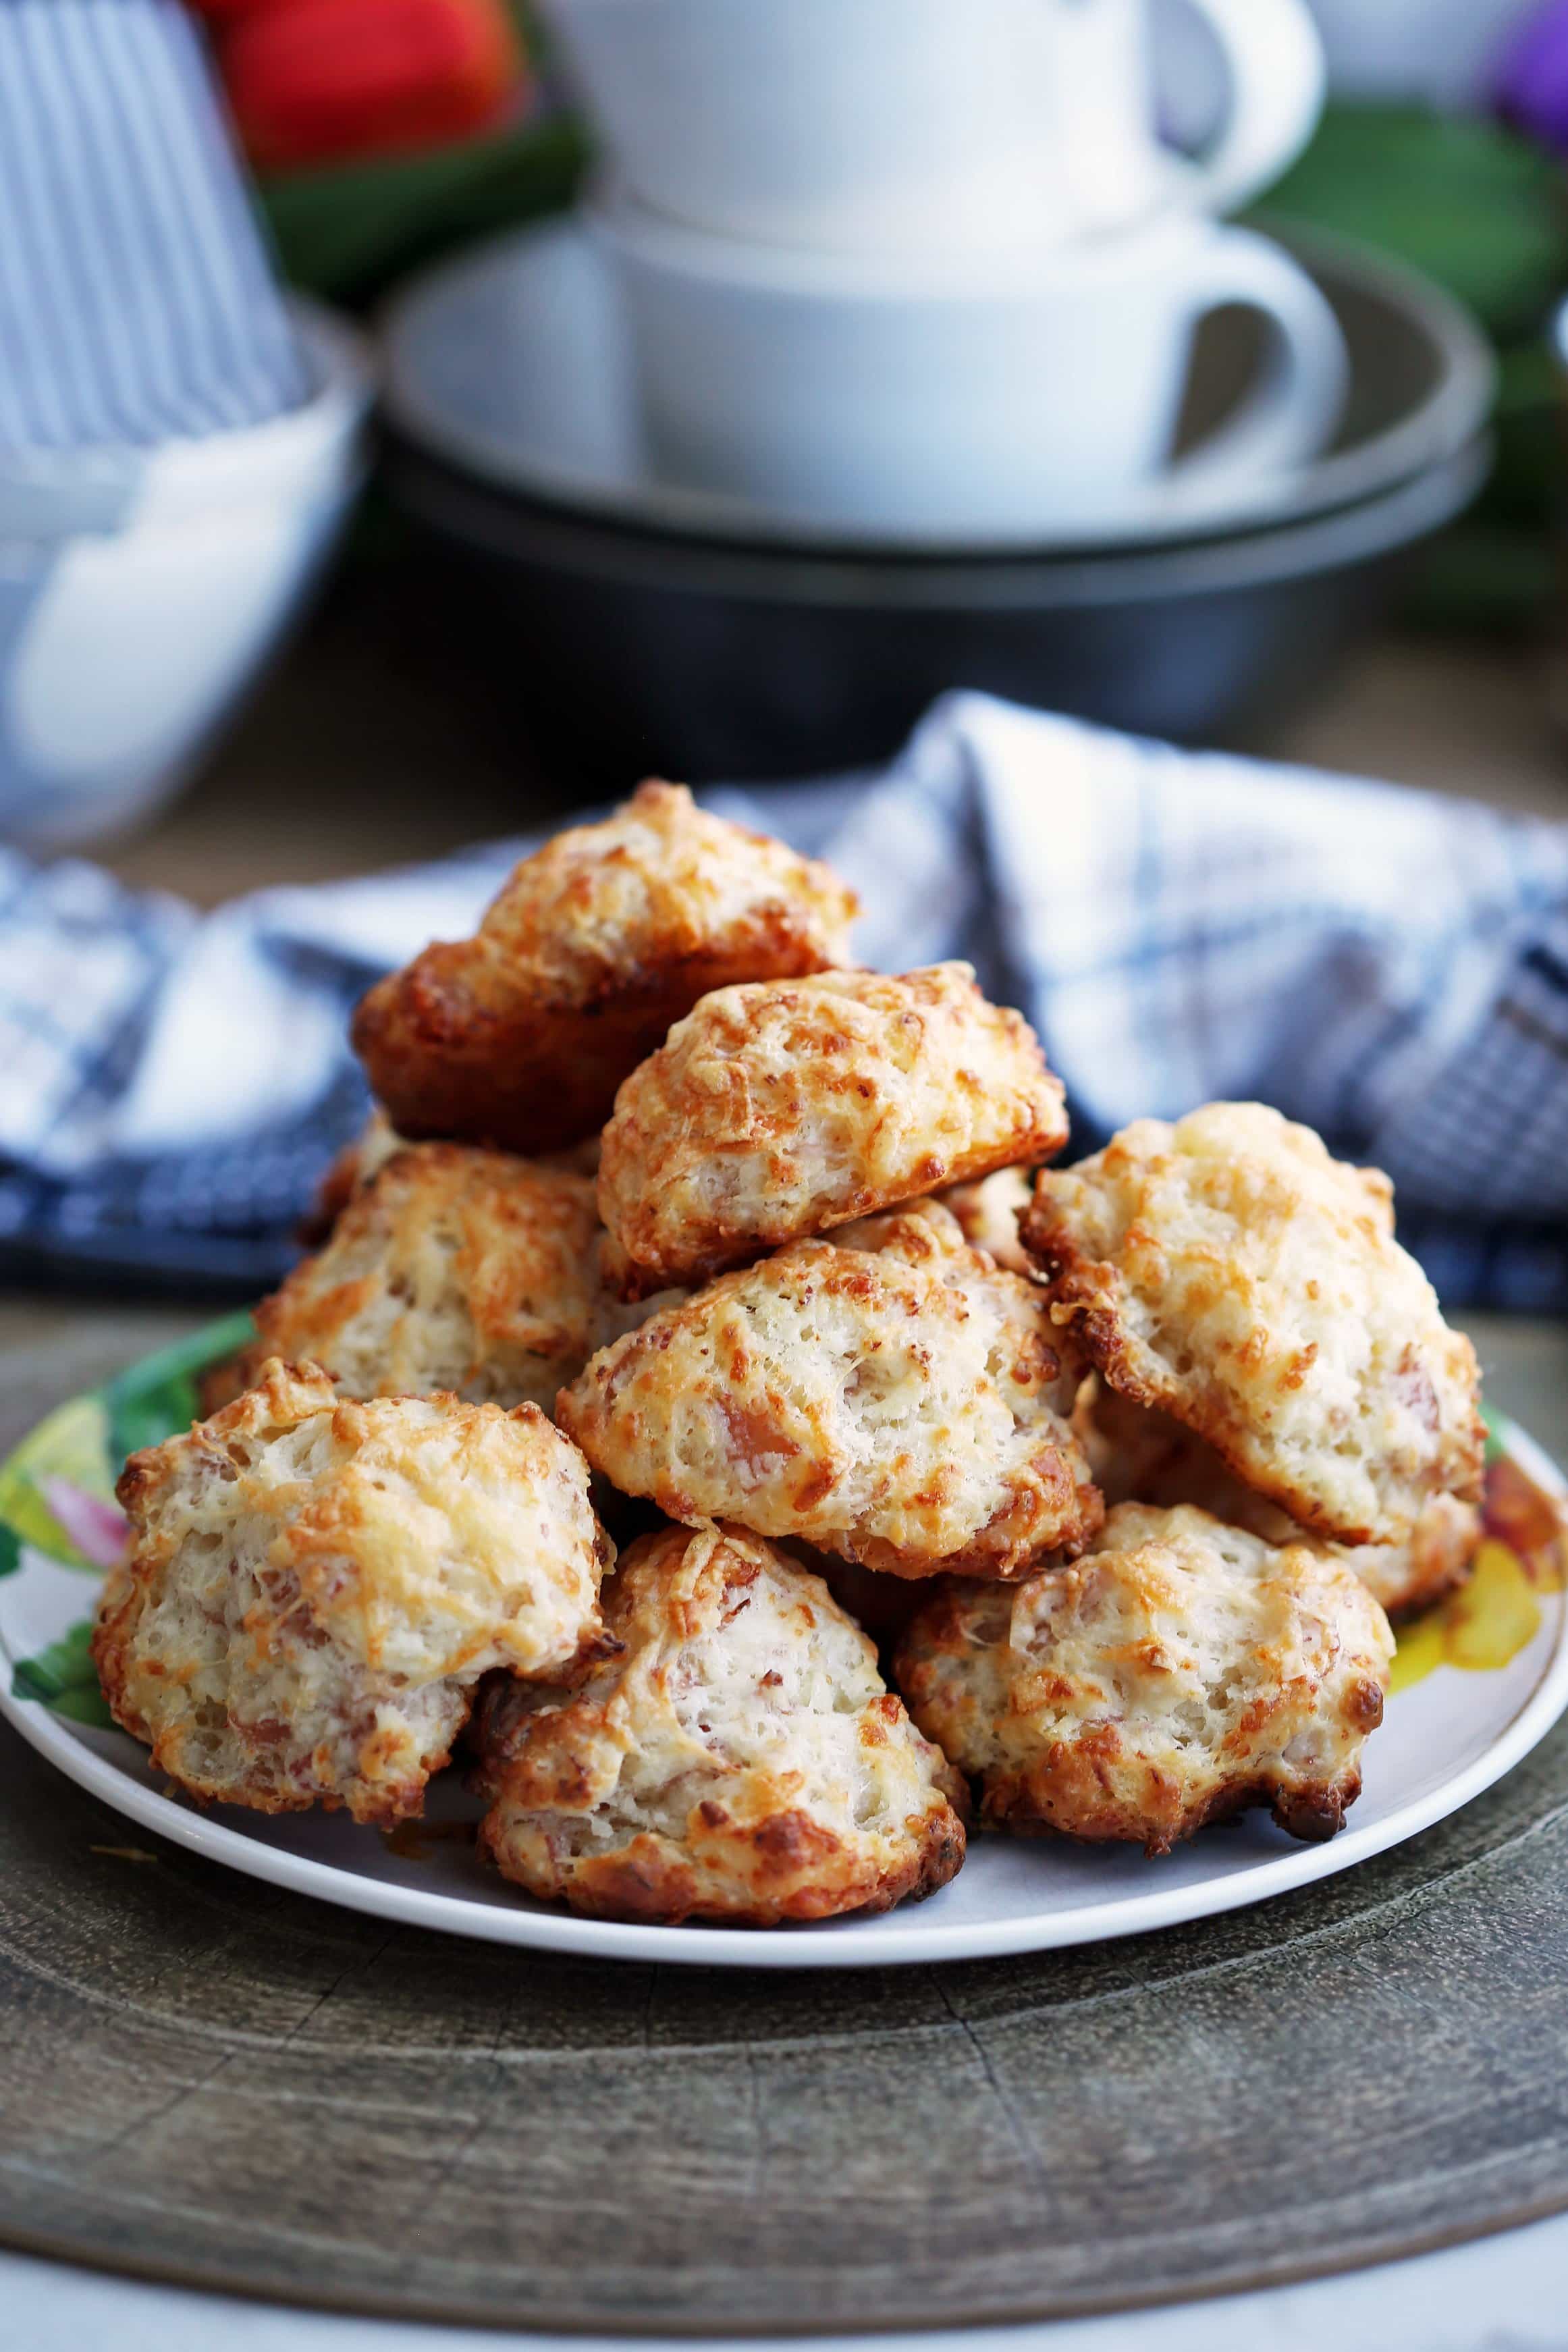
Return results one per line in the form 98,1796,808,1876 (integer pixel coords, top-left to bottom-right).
7,0,1568,1312
4,0,1561,889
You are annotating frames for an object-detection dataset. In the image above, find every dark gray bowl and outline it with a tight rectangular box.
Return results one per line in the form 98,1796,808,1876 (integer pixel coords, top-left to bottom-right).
386,434,1490,781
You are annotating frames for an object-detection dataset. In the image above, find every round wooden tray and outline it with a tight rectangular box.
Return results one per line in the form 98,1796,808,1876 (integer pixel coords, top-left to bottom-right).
3,1702,1567,2334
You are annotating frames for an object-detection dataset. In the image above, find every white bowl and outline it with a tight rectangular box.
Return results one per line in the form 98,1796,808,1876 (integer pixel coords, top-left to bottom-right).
0,304,373,851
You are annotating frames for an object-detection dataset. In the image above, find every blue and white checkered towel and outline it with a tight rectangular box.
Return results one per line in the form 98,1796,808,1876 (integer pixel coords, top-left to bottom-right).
3,691,1567,1306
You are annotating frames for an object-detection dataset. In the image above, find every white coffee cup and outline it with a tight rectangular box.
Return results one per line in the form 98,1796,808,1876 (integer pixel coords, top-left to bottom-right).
543,0,1326,258
593,197,1349,539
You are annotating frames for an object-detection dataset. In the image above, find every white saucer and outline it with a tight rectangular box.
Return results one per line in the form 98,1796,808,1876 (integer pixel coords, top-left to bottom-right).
379,215,1495,557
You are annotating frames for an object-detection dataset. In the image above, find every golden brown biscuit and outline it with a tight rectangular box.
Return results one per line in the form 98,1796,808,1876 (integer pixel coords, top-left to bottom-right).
1022,1102,1484,1546
473,1520,966,1925
558,1200,1101,1580
298,1113,603,1255
938,1165,1037,1276
1073,1377,1479,1618
598,963,1069,1294
93,1359,613,1823
352,782,858,1154
894,1501,1394,1854
237,1143,672,1415
190,1111,412,1406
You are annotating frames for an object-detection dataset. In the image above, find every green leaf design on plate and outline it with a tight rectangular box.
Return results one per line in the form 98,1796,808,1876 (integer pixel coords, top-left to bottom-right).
0,1393,115,1570
11,1618,113,1728
0,1312,256,1572
105,1310,256,1462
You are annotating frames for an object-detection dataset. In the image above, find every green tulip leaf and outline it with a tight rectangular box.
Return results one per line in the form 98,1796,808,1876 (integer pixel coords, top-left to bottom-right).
105,1311,256,1462
1260,104,1568,341
259,112,587,305
11,1618,113,1729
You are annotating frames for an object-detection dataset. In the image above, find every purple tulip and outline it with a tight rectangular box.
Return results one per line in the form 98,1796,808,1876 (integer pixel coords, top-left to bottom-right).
1496,0,1568,149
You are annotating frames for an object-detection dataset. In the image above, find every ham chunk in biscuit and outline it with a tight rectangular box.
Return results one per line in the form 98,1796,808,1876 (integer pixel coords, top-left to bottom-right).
352,781,858,1155
474,1520,966,1926
598,963,1068,1294
1022,1102,1484,1547
93,1360,613,1824
558,1201,1101,1581
894,1501,1395,1854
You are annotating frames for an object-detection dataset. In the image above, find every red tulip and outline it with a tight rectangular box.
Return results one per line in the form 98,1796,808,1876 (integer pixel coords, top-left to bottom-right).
219,0,526,168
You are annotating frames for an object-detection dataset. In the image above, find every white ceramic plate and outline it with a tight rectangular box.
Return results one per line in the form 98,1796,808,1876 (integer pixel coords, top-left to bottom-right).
3,1320,1565,1971
379,216,1495,557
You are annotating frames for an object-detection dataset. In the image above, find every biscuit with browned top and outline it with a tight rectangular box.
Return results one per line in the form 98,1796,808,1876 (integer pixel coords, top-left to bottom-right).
558,1200,1100,1580
240,1143,671,1415
598,963,1067,1293
894,1501,1394,1853
1023,1102,1483,1545
93,1360,612,1823
475,1520,965,1925
352,782,858,1154
1073,1376,1479,1618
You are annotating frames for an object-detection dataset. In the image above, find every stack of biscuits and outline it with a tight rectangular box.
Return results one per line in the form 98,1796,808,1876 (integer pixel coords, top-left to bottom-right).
92,785,1486,1926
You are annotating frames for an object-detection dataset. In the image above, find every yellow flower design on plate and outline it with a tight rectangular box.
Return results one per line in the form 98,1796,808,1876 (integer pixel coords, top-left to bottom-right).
1392,1455,1567,1693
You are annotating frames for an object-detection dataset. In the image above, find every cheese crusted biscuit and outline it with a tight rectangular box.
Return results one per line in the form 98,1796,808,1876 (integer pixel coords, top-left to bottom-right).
894,1501,1394,1854
599,963,1068,1293
1023,1102,1483,1545
93,1360,612,1823
241,1144,670,1415
352,782,858,1154
558,1201,1101,1580
475,1520,965,1925
1074,1377,1479,1618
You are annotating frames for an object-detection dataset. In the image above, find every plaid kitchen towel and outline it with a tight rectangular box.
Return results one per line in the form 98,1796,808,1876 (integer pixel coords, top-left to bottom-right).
3,690,1568,1306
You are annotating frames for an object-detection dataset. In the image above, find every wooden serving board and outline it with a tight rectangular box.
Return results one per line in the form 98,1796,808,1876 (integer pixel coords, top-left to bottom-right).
2,1707,1568,2331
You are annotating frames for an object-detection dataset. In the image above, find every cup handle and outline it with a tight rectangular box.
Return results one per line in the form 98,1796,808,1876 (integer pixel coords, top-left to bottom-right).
1173,0,1327,216
1156,226,1349,517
